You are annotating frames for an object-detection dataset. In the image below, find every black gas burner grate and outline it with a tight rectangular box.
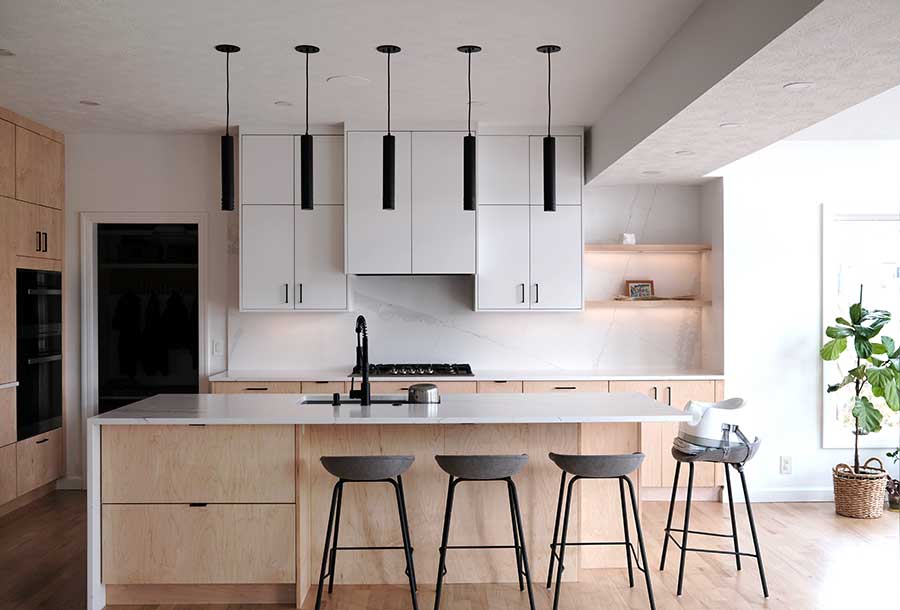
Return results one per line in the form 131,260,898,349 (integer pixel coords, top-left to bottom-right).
352,363,474,377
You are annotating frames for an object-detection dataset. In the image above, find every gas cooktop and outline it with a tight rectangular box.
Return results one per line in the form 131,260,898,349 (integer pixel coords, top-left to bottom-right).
351,363,474,377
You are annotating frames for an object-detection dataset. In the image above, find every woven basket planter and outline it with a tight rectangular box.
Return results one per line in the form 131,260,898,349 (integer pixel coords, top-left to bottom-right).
833,457,887,519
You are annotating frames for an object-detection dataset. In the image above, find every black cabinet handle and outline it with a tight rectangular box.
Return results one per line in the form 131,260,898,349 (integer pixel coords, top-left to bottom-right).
400,387,410,391
666,386,672,406
244,387,270,391
35,231,41,252
494,380,508,384
42,232,47,252
554,386,577,390
36,438,49,445
535,283,540,303
519,283,526,304
297,283,303,304
188,503,208,508
652,386,658,400
284,283,289,304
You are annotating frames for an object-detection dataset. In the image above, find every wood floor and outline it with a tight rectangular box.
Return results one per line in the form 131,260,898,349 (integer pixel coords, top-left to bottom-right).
0,491,896,610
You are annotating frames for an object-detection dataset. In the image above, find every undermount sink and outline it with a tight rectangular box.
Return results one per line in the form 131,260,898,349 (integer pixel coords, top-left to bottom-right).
301,397,410,406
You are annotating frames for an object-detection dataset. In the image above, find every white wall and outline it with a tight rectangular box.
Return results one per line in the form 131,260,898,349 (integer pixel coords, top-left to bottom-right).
712,140,900,500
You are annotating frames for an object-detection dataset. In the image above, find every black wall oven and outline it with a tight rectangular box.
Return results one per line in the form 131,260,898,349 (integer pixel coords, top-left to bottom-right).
17,268,62,440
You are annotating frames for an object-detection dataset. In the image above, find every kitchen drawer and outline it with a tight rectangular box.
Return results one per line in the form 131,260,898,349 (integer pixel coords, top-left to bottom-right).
0,387,14,447
301,381,348,394
102,425,294,503
210,381,303,394
14,200,62,260
476,380,524,394
102,503,296,584
16,427,63,496
15,126,64,210
0,443,15,505
523,381,609,393
369,380,477,395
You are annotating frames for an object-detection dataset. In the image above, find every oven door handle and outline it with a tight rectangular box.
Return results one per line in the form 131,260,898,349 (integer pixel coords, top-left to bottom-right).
26,288,62,296
26,354,63,365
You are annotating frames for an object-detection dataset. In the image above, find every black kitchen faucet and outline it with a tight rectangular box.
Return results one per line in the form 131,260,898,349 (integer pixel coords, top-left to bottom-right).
348,315,371,406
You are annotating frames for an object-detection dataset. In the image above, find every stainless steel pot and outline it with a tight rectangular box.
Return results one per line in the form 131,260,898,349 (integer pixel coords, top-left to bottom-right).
407,383,440,404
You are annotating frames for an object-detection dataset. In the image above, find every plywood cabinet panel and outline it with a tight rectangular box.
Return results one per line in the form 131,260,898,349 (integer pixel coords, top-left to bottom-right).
15,127,64,209
300,381,348,394
16,427,63,496
369,381,476,395
0,443,15,506
14,200,63,260
476,381,524,394
0,120,13,197
102,504,296,584
522,381,609,393
0,387,15,447
0,198,15,383
102,425,295,503
609,381,664,486
210,381,303,394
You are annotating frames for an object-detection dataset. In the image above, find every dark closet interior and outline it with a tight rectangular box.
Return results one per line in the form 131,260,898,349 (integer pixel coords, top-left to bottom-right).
97,223,199,413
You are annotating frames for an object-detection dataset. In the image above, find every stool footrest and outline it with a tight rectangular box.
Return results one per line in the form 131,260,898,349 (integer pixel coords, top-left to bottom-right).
665,527,733,539
334,545,413,552
549,541,647,574
444,544,519,550
665,532,760,558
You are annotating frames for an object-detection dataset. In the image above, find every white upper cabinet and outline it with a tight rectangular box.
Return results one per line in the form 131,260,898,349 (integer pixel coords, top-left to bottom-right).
241,135,294,204
529,135,582,206
346,131,412,273
411,132,475,274
477,136,530,204
241,205,295,310
476,205,530,310
294,206,348,310
294,135,343,205
530,205,582,309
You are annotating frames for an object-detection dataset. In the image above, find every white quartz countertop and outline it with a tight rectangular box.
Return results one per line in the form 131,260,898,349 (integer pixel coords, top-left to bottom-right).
208,369,724,383
88,392,692,426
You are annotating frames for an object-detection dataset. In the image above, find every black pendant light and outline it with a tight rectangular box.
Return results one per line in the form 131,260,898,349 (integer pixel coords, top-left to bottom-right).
458,45,481,211
377,45,401,210
216,44,240,211
295,45,320,210
537,44,560,212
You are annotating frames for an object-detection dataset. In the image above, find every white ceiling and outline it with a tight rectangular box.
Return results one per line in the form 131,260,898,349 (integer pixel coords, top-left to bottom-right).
0,0,703,133
790,83,900,140
592,0,900,185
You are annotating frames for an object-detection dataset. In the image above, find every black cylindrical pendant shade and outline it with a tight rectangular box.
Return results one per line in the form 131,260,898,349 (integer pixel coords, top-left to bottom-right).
543,135,556,212
383,134,395,210
463,134,476,211
221,134,234,211
300,133,314,210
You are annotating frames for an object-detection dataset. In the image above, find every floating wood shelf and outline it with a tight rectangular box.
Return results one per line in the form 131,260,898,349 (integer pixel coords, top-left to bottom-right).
586,298,712,308
584,243,712,253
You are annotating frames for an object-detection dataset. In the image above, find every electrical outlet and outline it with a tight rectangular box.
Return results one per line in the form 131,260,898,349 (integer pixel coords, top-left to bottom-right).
212,340,223,356
780,456,792,475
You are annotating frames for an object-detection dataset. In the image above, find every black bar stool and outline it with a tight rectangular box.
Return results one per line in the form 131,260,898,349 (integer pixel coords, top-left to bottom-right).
315,455,418,610
659,431,768,598
432,454,536,610
546,452,655,610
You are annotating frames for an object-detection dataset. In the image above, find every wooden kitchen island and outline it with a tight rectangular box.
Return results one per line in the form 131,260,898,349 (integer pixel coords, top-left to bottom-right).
86,392,689,609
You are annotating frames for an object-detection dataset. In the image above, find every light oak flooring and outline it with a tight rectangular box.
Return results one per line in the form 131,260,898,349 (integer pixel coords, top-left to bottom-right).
0,491,896,610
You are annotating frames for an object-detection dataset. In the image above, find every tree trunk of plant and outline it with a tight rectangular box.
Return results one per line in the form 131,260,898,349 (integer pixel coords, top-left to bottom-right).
853,284,864,474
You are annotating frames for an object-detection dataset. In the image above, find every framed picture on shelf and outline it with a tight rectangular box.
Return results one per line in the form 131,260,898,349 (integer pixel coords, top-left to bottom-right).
625,280,655,299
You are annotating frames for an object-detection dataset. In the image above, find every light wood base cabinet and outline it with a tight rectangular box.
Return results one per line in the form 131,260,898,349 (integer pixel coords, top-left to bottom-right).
102,504,296,584
210,381,303,394
16,428,63,496
0,387,15,447
0,443,15,506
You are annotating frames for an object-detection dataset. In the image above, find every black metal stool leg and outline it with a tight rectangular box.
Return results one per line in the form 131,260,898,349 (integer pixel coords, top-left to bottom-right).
507,478,537,610
391,478,419,610
507,480,525,591
315,481,341,610
724,463,742,571
618,477,635,588
737,465,769,598
327,480,344,594
397,475,418,591
547,470,566,589
551,476,578,610
676,462,695,597
433,475,457,610
625,475,656,610
659,460,681,571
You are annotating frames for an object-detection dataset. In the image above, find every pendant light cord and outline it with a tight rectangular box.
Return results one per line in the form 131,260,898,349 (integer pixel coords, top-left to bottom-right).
387,52,392,135
546,51,551,137
305,52,310,135
225,51,231,136
467,50,472,136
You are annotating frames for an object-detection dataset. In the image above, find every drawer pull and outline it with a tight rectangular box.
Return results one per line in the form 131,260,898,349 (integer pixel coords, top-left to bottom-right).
36,438,49,444
400,387,410,391
188,503,208,508
189,423,206,427
494,380,508,384
244,387,270,391
35,231,41,252
554,386,576,390
314,381,329,384
42,232,48,252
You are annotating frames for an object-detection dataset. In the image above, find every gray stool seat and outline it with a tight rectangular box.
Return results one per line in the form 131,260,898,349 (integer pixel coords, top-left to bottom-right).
435,454,528,479
671,437,760,465
320,455,414,481
549,452,644,479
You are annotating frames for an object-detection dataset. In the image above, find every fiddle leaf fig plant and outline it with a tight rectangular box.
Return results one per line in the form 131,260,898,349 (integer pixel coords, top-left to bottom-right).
821,286,900,473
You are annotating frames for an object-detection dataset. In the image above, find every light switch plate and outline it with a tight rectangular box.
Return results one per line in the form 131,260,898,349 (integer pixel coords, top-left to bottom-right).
779,455,792,475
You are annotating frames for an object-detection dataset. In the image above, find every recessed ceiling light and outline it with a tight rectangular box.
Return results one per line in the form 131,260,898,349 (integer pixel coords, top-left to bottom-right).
0,48,15,57
79,100,101,106
719,122,742,129
274,100,293,106
783,81,814,91
641,170,663,176
325,74,371,86
674,149,693,156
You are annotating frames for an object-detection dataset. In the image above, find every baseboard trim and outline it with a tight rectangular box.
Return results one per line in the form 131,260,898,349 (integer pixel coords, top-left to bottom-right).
0,482,57,519
105,583,295,605
56,476,84,490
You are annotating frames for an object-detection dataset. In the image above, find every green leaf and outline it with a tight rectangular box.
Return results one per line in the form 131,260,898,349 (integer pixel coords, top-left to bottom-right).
826,326,853,338
849,365,867,379
855,325,881,339
882,336,896,355
855,338,873,359
867,366,893,387
821,338,847,360
871,343,888,355
850,303,866,324
883,380,900,412
836,317,852,326
852,397,883,434
827,374,855,393
863,309,892,322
